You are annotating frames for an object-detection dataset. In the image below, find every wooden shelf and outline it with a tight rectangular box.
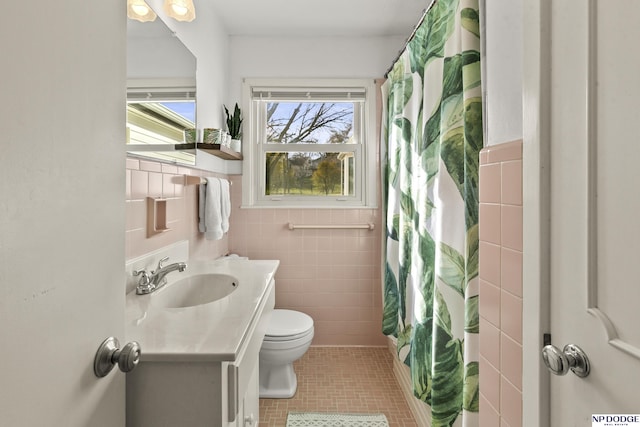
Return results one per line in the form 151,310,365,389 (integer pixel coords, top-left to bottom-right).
175,143,242,160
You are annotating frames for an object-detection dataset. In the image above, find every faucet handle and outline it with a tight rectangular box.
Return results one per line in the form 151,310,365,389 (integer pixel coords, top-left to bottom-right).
133,270,153,294
155,256,170,272
133,270,151,285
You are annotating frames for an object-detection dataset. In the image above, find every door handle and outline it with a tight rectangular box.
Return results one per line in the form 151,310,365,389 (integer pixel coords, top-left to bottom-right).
94,337,141,378
542,343,590,378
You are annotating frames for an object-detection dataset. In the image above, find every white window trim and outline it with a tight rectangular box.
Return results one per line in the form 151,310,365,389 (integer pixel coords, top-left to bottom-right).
241,78,378,209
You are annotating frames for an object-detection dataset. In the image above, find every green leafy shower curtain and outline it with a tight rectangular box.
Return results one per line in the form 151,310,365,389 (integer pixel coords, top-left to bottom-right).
381,0,482,426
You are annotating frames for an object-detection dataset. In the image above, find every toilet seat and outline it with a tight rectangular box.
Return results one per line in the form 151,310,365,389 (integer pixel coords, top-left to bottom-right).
264,309,314,342
264,328,314,342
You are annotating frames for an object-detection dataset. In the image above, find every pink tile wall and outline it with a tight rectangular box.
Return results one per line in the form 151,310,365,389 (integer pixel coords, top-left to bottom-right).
126,79,387,347
226,78,386,347
125,157,229,261
228,177,386,347
479,140,523,427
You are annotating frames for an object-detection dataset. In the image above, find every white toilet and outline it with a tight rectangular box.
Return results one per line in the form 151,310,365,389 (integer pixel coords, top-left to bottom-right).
259,309,314,398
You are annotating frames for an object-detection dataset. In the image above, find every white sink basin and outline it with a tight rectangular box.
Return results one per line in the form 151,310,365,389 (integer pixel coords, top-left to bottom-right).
154,274,239,308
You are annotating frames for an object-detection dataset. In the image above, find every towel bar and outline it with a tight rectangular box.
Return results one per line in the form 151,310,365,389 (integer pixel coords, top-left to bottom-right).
184,175,232,186
287,222,375,231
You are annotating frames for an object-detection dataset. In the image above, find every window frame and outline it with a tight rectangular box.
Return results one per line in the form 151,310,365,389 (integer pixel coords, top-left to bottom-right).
126,78,197,165
241,78,378,208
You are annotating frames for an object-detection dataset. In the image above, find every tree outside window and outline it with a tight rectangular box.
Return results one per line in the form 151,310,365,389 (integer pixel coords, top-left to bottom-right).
242,78,377,208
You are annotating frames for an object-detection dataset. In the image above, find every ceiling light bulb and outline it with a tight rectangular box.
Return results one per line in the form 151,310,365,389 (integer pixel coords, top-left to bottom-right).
128,0,157,22
164,0,196,22
171,4,188,16
131,4,150,15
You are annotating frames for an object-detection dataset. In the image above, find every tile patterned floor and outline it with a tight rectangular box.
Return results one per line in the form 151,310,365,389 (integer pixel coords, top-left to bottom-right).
259,347,418,426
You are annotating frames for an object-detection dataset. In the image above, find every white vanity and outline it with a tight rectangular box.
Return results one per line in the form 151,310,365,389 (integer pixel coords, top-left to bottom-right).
124,248,277,427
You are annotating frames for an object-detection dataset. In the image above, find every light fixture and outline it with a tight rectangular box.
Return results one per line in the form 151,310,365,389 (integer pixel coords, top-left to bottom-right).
164,0,196,22
127,0,157,22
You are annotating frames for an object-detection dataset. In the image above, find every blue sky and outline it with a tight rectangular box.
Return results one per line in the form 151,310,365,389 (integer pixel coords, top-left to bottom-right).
161,101,196,124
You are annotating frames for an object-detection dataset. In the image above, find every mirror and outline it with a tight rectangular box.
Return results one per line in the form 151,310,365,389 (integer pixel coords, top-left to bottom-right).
126,16,197,165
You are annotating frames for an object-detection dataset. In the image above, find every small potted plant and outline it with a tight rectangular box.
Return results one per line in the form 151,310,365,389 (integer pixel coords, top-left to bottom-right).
224,103,243,153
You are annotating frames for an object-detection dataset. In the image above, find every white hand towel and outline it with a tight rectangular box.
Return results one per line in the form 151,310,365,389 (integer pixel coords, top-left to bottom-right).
199,177,223,240
219,178,231,233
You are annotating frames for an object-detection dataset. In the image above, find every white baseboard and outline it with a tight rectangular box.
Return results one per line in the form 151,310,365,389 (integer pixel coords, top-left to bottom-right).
386,337,431,427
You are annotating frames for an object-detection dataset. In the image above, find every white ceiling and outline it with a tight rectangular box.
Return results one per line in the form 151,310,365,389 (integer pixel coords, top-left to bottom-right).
207,0,430,38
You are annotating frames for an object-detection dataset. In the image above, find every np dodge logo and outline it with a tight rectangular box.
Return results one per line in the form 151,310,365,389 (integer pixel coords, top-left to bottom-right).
593,415,640,426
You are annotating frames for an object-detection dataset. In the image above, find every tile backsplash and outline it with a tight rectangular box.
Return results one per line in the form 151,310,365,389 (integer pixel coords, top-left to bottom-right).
125,157,229,262
125,157,386,346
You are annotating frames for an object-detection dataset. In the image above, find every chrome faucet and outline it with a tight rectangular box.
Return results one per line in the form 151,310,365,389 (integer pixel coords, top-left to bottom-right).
133,256,187,295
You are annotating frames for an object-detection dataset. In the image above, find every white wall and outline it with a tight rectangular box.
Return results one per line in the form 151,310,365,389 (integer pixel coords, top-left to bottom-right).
228,35,405,102
147,0,230,129
131,9,407,150
484,0,523,146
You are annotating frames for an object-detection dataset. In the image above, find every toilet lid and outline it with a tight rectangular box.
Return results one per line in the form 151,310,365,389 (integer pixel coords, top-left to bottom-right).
265,309,314,339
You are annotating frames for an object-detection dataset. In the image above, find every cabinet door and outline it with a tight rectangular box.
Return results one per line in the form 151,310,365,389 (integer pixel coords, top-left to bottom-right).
242,365,260,427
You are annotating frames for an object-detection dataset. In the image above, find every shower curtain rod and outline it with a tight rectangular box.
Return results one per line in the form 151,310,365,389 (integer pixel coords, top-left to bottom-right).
384,0,438,78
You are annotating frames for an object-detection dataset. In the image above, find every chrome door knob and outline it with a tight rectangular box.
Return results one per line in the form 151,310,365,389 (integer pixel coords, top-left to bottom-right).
115,341,141,373
542,343,590,378
94,337,141,378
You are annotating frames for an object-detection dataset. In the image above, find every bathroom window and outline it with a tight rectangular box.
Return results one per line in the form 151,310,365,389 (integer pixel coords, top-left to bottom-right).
126,84,197,165
242,78,377,208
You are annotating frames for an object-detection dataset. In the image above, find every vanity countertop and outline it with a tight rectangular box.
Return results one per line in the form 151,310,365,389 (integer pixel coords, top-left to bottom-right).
125,258,278,363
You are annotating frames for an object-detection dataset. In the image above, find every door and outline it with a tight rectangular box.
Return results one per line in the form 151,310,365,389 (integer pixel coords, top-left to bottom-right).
545,0,640,423
0,2,126,426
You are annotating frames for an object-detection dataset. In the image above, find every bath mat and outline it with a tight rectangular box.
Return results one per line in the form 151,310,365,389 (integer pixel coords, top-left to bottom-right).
286,412,389,427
